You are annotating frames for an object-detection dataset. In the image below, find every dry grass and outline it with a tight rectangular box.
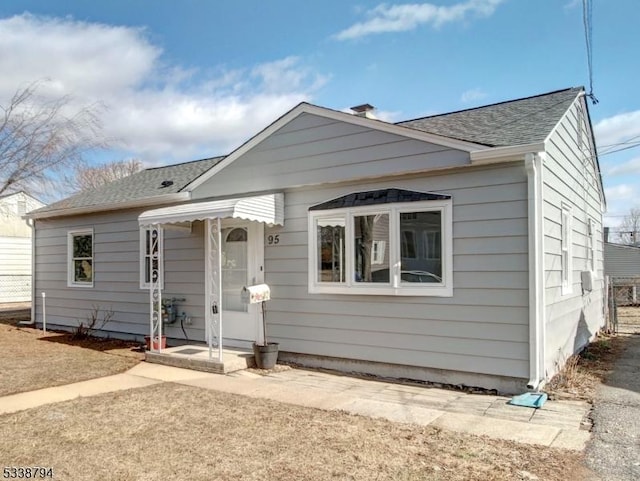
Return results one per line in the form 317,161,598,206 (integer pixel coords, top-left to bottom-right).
0,383,597,481
547,306,640,401
545,334,626,402
0,320,143,397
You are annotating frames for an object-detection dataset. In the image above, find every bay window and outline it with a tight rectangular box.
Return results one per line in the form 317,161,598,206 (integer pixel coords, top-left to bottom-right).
308,189,452,296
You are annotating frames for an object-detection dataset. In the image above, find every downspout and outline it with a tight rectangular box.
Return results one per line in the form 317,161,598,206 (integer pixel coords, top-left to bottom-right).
525,153,546,390
21,218,37,326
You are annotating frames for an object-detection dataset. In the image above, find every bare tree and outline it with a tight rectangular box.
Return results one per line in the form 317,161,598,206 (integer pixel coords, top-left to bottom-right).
70,158,142,192
618,207,640,246
0,80,106,198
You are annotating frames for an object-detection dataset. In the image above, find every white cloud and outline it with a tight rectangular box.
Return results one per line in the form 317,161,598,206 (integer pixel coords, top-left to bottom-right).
0,14,327,163
605,184,635,202
334,0,504,40
460,87,487,104
606,156,640,176
594,110,640,150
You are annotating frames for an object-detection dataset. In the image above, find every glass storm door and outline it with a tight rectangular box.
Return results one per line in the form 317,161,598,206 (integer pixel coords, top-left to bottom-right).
220,220,263,344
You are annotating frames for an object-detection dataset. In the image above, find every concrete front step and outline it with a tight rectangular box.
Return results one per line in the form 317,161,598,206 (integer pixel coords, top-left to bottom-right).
145,346,254,374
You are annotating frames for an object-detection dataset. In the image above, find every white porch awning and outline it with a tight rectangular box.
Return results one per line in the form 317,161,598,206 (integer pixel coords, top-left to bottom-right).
138,193,284,226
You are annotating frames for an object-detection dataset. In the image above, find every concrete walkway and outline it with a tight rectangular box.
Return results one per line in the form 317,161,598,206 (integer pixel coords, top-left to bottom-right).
0,362,592,451
586,333,640,480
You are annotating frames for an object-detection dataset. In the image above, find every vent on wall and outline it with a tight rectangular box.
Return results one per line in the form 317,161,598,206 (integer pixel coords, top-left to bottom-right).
581,271,593,292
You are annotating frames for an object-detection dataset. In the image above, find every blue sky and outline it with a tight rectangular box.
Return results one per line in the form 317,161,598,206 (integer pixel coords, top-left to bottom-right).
0,1,638,229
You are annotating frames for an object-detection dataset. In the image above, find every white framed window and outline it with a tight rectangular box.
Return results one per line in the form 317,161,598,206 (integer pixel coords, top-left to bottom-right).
67,229,94,287
561,204,573,295
587,218,596,275
140,227,164,289
309,196,453,297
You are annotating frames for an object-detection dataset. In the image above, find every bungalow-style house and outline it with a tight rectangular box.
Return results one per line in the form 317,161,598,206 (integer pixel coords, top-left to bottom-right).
0,191,44,303
27,87,605,393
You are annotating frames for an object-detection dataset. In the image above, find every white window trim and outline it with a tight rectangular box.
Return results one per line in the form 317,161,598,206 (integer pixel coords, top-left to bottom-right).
67,228,94,288
561,204,573,295
140,226,164,289
308,199,453,297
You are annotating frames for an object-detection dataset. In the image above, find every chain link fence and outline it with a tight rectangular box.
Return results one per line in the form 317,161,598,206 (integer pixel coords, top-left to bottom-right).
0,275,32,303
611,277,640,306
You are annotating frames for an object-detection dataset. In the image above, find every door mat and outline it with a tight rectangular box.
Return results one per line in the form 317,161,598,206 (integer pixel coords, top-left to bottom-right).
172,348,208,356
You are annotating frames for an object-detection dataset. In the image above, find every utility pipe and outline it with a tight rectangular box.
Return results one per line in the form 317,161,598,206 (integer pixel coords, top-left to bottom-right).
41,292,46,333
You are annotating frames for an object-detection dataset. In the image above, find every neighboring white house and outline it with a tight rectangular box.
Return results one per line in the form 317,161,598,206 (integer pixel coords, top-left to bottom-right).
0,192,44,303
27,87,605,393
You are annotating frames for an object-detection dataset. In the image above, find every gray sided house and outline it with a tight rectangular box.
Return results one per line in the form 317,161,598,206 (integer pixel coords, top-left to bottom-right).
604,242,640,278
28,87,605,393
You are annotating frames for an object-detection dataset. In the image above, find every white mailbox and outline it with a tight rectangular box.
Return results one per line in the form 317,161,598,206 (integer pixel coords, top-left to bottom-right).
241,284,271,304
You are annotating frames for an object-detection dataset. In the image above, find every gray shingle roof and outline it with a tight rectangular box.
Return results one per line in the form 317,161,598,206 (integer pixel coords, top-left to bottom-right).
31,156,224,215
398,87,583,147
31,87,584,217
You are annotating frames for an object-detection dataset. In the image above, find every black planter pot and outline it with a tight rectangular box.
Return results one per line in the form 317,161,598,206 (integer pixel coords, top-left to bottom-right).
253,342,279,369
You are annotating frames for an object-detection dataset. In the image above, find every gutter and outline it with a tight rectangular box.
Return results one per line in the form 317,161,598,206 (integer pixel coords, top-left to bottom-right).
471,142,546,164
524,152,546,390
27,192,191,220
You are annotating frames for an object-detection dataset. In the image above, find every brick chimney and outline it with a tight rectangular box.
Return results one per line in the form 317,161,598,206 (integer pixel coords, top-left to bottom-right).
350,103,377,120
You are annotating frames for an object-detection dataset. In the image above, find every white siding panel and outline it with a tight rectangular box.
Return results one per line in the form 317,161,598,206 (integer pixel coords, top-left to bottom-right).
543,99,605,379
33,211,207,341
604,243,640,277
0,236,32,302
264,164,530,379
192,113,472,200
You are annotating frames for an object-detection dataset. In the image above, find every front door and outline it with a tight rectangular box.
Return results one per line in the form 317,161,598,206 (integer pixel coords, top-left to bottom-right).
220,220,264,346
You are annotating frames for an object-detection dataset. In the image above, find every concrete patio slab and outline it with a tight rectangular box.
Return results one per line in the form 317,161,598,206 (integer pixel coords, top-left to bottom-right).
550,429,592,450
337,398,444,425
431,412,561,446
0,361,592,451
127,361,216,382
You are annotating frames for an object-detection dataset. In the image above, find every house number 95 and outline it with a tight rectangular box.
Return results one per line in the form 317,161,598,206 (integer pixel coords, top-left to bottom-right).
267,234,280,245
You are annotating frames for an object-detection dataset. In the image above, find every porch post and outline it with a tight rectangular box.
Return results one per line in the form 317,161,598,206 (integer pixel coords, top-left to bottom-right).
149,223,162,352
216,217,223,362
205,218,224,362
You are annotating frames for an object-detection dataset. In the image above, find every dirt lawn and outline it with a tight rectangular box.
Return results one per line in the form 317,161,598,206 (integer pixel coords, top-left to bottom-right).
0,308,143,396
0,306,615,480
0,383,596,481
